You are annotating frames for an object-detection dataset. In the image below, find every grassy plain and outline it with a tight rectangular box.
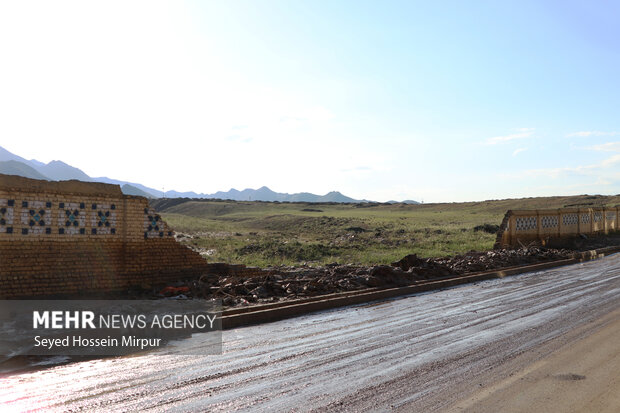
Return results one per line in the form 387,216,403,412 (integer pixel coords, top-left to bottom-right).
155,194,620,267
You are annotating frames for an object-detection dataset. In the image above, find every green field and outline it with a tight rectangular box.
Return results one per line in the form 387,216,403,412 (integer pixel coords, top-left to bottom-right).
154,194,620,267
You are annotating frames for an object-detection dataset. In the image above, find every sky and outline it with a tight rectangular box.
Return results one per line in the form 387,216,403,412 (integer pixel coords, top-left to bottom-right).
1,1,620,203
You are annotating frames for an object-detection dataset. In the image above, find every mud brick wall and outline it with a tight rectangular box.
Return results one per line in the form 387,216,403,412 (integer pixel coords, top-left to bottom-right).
0,174,209,298
495,207,620,248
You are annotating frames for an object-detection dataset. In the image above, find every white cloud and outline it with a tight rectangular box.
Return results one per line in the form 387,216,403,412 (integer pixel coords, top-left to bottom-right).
522,153,620,179
485,128,534,145
586,142,620,152
512,147,527,156
566,131,620,137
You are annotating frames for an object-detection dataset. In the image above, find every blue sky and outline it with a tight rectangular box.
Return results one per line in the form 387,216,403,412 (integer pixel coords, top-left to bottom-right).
1,1,619,202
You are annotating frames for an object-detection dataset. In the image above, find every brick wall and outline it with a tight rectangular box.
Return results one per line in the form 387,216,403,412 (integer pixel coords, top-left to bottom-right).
0,174,209,298
495,207,619,248
204,263,268,278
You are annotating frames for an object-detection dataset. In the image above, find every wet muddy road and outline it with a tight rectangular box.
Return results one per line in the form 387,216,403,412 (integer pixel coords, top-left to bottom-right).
2,254,620,412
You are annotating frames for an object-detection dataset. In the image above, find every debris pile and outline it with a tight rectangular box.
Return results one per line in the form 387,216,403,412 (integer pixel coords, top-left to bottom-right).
149,246,589,306
434,247,574,274
169,265,426,306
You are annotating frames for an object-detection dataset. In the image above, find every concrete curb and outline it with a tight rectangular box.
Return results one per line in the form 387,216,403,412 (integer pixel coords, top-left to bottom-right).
221,246,620,330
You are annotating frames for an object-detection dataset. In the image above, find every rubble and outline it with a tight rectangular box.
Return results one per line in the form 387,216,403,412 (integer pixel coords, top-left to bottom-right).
146,246,588,306
434,247,573,274
145,234,620,307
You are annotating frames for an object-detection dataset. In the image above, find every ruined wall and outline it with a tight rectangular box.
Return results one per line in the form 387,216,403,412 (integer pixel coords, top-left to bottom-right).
0,174,209,298
495,207,619,248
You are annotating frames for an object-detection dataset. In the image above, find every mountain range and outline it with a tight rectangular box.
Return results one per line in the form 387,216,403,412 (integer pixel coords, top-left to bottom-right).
0,146,418,204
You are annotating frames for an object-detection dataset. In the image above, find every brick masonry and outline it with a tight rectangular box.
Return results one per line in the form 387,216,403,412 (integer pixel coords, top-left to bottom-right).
495,207,620,248
0,174,210,298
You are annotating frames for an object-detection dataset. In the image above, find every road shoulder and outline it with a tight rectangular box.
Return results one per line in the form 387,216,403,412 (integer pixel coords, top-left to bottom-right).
446,307,620,413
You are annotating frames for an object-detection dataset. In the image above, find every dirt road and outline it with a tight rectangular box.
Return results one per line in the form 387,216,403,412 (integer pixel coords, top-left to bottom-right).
2,253,620,412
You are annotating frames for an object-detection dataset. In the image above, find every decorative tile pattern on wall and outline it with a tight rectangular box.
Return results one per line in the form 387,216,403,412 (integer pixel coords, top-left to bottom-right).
21,201,52,235
0,175,210,299
0,199,15,234
562,214,578,226
0,199,126,238
541,216,558,229
0,189,175,241
144,208,165,239
515,217,537,231
90,203,117,235
143,208,174,239
59,202,86,235
498,208,620,249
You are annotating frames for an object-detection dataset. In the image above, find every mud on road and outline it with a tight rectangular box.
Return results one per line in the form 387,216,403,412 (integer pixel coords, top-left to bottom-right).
2,252,620,411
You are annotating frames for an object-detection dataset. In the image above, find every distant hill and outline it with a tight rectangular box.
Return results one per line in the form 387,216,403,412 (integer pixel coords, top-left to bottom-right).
318,191,358,203
121,184,157,198
34,160,92,181
387,200,420,204
166,186,362,203
286,190,358,203
0,146,32,164
0,146,161,197
93,176,162,198
0,160,50,180
0,145,418,203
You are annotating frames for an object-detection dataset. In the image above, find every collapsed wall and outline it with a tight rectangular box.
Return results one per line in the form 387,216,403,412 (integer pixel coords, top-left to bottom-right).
0,174,209,298
495,207,619,248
